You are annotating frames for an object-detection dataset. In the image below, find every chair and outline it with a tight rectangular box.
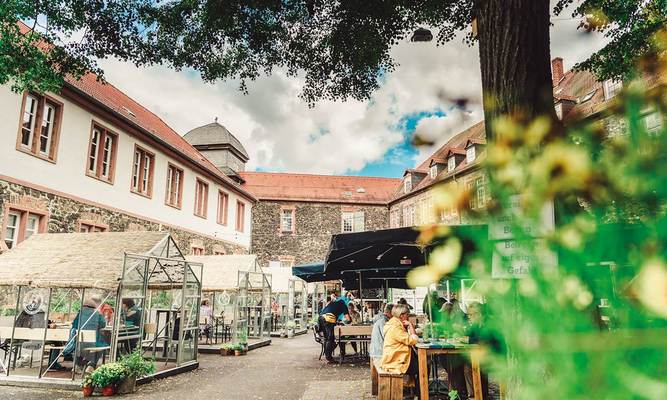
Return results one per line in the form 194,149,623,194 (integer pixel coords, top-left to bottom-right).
312,323,325,360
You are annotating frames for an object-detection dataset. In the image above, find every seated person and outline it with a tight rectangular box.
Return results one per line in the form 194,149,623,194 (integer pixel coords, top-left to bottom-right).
121,298,142,352
369,304,393,364
381,304,420,395
64,295,107,373
200,299,213,340
318,295,350,363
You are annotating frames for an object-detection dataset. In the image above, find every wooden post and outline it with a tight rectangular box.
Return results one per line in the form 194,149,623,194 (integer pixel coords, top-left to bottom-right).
471,348,483,400
418,347,429,399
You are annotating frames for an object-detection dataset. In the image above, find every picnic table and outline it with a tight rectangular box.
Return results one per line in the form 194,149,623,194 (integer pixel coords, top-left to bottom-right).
416,341,483,400
334,324,372,364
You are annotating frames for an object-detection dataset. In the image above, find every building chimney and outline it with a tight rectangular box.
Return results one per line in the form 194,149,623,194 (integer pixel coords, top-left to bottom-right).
552,57,564,86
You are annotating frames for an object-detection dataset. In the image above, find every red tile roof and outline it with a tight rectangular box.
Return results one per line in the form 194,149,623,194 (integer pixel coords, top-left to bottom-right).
239,172,401,204
17,21,256,202
390,121,486,203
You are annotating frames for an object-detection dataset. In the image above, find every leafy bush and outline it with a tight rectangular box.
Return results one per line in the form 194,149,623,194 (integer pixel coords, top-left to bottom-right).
118,350,155,378
90,363,127,388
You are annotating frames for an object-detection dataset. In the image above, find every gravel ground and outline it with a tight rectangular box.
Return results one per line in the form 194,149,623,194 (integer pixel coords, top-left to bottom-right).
0,333,374,400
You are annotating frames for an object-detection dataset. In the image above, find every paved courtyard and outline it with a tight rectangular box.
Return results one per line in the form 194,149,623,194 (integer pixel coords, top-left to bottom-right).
0,333,375,400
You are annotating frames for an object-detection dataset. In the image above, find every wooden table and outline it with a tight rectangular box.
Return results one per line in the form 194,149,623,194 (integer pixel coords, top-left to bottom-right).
416,342,483,400
334,325,372,364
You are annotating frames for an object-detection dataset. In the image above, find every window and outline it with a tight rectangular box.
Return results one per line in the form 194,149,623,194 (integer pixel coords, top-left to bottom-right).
404,178,412,193
79,222,107,232
555,102,563,120
3,209,45,249
342,211,365,233
429,165,438,179
236,201,246,232
466,146,476,163
86,124,118,183
4,212,21,249
165,164,184,208
191,246,205,256
17,93,62,161
603,80,622,100
217,190,229,225
468,177,487,210
130,146,155,197
643,111,663,135
213,249,226,255
194,178,209,218
402,205,415,227
448,157,456,172
281,209,295,232
279,258,295,268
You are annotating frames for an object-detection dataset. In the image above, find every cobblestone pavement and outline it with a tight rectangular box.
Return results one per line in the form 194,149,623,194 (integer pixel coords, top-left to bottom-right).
0,333,375,400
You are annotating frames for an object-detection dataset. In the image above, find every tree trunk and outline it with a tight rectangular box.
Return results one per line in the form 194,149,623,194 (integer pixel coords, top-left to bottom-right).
475,0,557,139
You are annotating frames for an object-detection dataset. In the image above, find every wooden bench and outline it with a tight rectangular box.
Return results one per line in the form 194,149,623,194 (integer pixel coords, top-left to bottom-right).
373,358,409,400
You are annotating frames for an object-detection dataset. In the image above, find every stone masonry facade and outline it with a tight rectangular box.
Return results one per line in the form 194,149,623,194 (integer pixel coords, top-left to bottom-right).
0,179,247,255
250,200,390,268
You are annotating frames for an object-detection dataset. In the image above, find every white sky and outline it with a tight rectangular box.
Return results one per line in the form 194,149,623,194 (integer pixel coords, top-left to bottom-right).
98,6,608,177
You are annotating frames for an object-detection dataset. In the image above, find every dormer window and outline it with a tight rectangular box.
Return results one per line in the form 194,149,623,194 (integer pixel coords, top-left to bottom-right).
466,146,476,163
447,157,456,172
603,79,622,100
429,165,438,179
404,178,412,193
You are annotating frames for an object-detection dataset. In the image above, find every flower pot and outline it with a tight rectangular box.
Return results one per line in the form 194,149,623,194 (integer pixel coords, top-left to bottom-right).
116,376,137,395
220,348,231,356
287,329,294,338
101,385,116,396
234,349,246,356
82,386,94,397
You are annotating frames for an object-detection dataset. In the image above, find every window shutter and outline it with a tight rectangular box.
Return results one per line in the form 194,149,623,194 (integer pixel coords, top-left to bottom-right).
353,211,365,232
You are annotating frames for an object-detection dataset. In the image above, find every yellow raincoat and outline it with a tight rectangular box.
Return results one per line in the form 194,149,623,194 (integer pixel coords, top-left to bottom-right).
380,317,418,373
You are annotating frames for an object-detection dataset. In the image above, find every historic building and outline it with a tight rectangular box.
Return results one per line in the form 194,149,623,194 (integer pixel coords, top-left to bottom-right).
239,172,400,268
0,72,255,255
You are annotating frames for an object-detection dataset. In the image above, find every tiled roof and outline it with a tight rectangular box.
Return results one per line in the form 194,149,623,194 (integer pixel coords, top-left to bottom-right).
17,21,256,202
552,68,607,121
390,121,486,202
239,172,401,204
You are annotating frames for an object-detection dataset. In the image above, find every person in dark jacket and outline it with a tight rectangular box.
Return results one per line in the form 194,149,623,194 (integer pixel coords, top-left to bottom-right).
318,295,350,363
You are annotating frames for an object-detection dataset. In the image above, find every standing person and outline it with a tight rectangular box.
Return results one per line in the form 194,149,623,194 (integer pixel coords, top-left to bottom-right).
318,295,351,363
369,304,393,363
200,299,213,343
381,304,421,397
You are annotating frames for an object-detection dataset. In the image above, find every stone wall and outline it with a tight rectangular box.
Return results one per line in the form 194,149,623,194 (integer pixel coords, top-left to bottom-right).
0,179,247,255
250,200,390,268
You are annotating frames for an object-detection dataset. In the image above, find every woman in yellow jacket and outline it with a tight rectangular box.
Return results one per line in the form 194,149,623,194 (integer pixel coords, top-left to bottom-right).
381,303,421,397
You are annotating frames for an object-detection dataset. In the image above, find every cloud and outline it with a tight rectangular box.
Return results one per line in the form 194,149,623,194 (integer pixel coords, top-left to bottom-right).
97,3,607,177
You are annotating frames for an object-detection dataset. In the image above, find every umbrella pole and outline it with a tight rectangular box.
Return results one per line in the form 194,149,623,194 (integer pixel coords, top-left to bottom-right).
358,271,363,322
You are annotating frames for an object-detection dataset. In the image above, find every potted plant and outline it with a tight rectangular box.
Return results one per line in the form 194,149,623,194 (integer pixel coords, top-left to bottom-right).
117,350,156,394
286,320,296,338
90,363,127,396
233,344,247,356
220,343,235,356
81,375,94,397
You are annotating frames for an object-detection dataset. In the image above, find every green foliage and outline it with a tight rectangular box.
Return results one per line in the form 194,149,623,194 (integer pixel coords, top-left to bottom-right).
555,0,667,82
90,363,127,388
448,389,459,400
118,349,155,378
1,1,661,104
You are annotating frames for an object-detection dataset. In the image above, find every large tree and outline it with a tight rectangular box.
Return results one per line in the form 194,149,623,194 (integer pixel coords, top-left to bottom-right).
1,1,664,137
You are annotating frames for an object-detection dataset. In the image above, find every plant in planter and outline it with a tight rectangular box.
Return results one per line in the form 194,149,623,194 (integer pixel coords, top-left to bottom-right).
220,343,235,356
285,320,296,338
81,375,94,397
117,350,156,394
90,363,127,396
